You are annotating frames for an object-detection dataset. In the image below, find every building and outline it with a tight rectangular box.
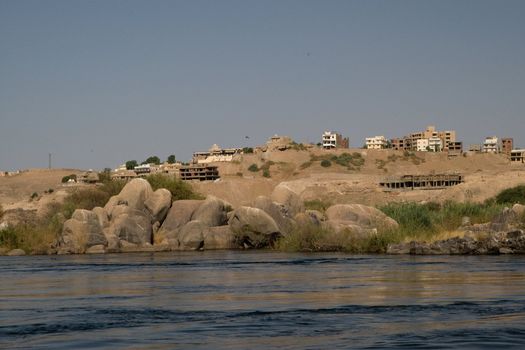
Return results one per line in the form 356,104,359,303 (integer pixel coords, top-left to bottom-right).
266,135,293,151
192,144,242,164
510,149,525,163
482,136,500,153
179,164,220,181
447,141,463,155
416,139,429,152
428,137,443,152
469,144,482,153
392,125,457,152
111,170,138,181
322,131,349,149
134,163,159,176
365,136,388,149
502,138,514,156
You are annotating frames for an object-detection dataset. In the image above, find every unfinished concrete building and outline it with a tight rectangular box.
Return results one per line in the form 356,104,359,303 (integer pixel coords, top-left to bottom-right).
502,138,514,156
322,131,349,149
179,165,219,181
380,174,463,190
510,149,525,164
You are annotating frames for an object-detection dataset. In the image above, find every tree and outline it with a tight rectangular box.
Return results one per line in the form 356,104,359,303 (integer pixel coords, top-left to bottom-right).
126,160,138,170
144,156,161,165
167,154,176,164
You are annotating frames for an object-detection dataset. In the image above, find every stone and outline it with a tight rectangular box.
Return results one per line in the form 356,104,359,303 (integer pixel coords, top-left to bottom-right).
7,248,26,256
191,196,229,227
58,209,107,254
178,220,206,250
92,207,109,228
325,204,399,231
511,203,525,217
145,188,172,224
204,225,237,250
158,200,204,238
228,206,281,248
270,184,304,217
108,208,153,245
86,245,105,254
251,196,295,235
116,178,154,211
490,207,519,232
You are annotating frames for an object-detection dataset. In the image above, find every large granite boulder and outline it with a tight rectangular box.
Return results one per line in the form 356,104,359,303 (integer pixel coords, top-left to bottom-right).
228,206,281,248
178,220,206,250
158,200,204,239
191,196,230,227
270,184,304,217
108,208,153,245
204,225,237,250
325,204,399,231
92,207,109,229
105,178,153,215
251,196,295,235
145,188,172,223
58,209,108,254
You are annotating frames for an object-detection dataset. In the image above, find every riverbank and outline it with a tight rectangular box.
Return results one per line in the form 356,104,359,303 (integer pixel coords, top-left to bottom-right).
1,175,524,256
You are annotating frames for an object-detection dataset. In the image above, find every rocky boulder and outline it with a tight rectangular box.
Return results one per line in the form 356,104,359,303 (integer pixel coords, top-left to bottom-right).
108,208,153,245
92,207,109,229
228,206,281,248
204,226,237,250
325,204,399,231
58,209,108,254
178,220,206,250
145,188,172,223
7,248,26,256
251,196,295,235
270,184,304,217
191,196,230,227
158,200,204,239
105,178,153,215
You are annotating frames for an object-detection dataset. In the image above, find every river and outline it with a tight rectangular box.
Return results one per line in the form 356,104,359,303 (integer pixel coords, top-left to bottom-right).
1,252,524,349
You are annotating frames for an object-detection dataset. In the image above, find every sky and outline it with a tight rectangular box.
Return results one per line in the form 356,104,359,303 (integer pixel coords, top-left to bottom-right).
1,0,524,171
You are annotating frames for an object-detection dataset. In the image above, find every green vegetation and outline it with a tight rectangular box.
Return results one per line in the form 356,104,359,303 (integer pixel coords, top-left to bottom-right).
304,199,332,213
331,152,365,168
61,174,77,183
262,169,271,178
146,173,203,200
320,159,331,167
98,168,112,183
299,161,312,170
30,192,38,200
494,185,525,205
289,141,307,151
236,172,243,177
143,156,161,165
248,164,259,172
167,154,176,164
126,160,138,170
242,147,254,154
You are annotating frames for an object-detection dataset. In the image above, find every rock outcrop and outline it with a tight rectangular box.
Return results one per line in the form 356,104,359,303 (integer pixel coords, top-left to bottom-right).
191,196,230,227
228,206,281,248
58,209,107,254
251,196,295,235
145,188,172,223
270,184,304,217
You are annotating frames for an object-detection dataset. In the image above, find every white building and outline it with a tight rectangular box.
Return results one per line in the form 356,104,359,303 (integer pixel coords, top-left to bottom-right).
428,137,443,152
365,136,387,149
482,136,500,153
416,139,429,152
322,131,348,149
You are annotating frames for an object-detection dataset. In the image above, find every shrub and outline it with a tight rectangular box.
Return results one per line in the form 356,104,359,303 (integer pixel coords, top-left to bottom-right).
126,160,138,170
289,141,307,151
299,161,312,169
242,147,254,154
236,172,243,177
304,199,331,212
262,169,271,178
61,174,77,183
248,164,259,172
146,174,202,200
320,159,331,167
30,192,38,200
494,185,525,205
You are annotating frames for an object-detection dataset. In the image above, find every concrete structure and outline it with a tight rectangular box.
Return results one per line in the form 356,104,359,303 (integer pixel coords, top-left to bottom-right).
365,136,388,149
79,170,99,184
322,131,349,149
192,144,242,164
510,149,525,163
416,139,429,152
392,125,457,152
390,137,410,151
428,137,443,152
111,170,138,181
482,136,500,153
469,144,482,153
134,163,160,176
502,138,514,156
179,165,220,181
380,174,463,190
159,162,182,175
447,141,463,155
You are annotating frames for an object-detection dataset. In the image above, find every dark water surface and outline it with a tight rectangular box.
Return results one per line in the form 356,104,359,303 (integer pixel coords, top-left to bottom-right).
1,252,525,349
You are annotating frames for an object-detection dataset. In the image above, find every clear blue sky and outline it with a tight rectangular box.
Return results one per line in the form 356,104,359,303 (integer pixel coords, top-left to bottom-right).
1,0,524,170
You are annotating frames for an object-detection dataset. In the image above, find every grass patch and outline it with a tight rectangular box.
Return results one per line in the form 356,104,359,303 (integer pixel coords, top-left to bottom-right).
494,185,525,205
304,199,332,213
320,159,331,167
299,161,312,170
248,164,259,172
146,174,203,200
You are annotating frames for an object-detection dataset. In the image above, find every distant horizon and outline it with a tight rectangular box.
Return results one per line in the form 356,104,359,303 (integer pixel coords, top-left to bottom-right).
2,0,524,171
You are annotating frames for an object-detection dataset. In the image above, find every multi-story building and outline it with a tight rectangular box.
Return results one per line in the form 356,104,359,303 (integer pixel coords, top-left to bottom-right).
428,137,443,152
502,138,514,156
447,141,463,155
510,149,525,163
394,125,457,152
365,136,388,149
322,131,349,149
469,144,482,153
416,139,429,152
482,136,500,153
192,144,242,164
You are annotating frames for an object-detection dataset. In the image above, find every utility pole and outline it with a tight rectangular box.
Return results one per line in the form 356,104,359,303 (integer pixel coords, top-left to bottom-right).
48,153,52,169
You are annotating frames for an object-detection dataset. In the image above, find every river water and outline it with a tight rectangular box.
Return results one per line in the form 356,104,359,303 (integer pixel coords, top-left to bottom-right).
1,252,524,349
